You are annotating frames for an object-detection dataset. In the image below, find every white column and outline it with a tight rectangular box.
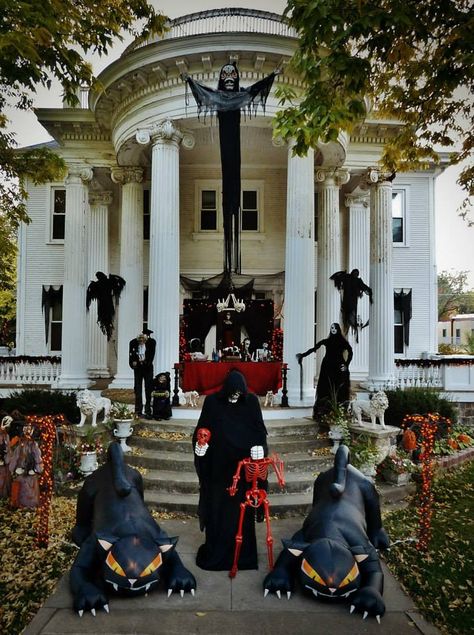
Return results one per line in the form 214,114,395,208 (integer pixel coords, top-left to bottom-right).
315,169,348,369
283,144,315,405
346,190,370,379
148,120,188,376
56,164,93,388
366,169,394,387
110,168,144,388
87,191,112,377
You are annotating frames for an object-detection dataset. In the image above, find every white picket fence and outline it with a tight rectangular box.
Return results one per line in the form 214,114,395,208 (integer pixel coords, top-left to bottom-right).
0,358,61,386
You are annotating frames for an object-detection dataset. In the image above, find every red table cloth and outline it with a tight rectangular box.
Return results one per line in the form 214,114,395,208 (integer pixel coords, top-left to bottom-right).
181,361,282,396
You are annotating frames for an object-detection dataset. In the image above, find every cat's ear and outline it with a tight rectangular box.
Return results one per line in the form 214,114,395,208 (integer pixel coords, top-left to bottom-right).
96,533,119,552
282,538,309,557
349,545,369,562
156,536,178,553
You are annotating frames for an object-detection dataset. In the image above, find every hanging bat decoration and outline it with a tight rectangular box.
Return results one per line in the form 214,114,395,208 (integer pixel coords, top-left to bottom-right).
330,269,373,343
86,272,126,340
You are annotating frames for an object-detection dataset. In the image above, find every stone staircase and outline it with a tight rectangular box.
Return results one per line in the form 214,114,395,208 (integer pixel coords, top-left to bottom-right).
126,415,335,517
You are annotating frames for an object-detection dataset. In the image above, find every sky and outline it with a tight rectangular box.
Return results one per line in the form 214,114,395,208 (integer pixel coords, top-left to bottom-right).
5,0,473,287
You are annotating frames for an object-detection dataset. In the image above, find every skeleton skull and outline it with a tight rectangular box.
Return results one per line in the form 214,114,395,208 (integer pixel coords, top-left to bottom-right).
196,428,211,446
220,64,238,90
228,391,242,404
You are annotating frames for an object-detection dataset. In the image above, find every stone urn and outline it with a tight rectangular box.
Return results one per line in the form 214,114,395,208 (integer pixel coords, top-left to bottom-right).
328,426,345,454
79,451,98,476
113,419,134,453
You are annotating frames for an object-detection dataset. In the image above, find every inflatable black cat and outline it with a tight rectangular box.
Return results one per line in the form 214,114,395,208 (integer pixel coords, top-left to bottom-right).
263,445,389,622
70,442,196,615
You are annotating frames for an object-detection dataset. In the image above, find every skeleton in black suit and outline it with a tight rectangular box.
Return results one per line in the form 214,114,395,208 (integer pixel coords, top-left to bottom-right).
129,330,156,418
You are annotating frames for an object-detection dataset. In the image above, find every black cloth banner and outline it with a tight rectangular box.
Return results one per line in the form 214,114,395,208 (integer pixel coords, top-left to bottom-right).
41,286,62,345
394,289,412,346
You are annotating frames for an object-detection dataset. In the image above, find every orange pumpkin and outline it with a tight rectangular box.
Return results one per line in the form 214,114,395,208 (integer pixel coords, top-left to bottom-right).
457,433,473,445
447,438,459,450
402,429,417,451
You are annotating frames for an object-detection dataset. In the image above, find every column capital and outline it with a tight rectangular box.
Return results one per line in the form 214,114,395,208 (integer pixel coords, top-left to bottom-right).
315,167,350,186
89,191,113,207
151,119,184,147
362,167,394,186
65,163,93,185
345,191,369,209
110,167,144,185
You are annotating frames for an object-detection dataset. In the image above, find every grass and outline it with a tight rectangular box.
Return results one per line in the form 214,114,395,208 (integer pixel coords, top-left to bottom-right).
0,463,472,635
382,461,474,634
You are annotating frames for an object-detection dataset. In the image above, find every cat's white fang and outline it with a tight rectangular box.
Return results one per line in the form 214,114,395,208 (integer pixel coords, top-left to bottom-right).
264,588,269,598
78,610,84,617
287,591,291,600
104,604,109,614
191,589,195,596
180,589,184,598
350,605,355,614
91,609,96,617
376,615,381,624
276,590,281,599
113,583,118,592
167,588,173,598
363,611,368,620
145,584,151,592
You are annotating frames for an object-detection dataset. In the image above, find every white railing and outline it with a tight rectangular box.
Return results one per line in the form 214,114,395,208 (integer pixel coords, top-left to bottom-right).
125,8,298,53
0,357,61,386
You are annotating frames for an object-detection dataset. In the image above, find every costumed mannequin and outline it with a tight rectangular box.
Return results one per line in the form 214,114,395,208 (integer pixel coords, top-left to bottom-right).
129,329,156,418
192,370,268,571
330,269,373,342
86,271,126,340
221,311,236,349
297,323,353,419
184,64,278,272
152,372,172,421
263,445,389,622
9,422,43,509
70,442,196,615
0,416,13,498
240,337,252,362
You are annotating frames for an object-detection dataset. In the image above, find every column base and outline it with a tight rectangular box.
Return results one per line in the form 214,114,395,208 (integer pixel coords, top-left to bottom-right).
87,366,110,378
55,375,93,390
285,387,315,408
109,373,134,389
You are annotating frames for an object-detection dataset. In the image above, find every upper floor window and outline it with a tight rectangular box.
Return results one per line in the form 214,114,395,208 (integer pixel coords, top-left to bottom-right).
51,188,66,241
200,189,218,231
241,190,258,231
392,190,407,245
143,189,150,240
43,285,63,352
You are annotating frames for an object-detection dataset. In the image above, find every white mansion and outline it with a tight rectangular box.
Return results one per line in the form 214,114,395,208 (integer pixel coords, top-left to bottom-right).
15,8,441,405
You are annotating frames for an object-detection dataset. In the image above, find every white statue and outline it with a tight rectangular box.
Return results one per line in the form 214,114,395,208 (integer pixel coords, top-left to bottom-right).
76,389,112,427
350,391,389,429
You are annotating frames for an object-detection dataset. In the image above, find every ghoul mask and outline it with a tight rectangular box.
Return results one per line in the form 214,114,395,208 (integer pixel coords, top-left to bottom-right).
218,63,239,92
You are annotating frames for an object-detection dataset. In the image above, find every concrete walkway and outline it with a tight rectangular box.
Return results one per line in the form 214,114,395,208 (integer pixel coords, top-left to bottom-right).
25,518,440,635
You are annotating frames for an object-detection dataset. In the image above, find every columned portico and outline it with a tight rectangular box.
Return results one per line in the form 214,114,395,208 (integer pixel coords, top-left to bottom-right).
110,167,144,388
56,164,93,388
346,190,370,379
315,168,349,370
283,144,315,405
366,169,394,387
87,191,112,377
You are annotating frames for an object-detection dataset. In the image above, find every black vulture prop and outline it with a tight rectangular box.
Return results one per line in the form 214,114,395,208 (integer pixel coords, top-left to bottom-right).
86,272,125,340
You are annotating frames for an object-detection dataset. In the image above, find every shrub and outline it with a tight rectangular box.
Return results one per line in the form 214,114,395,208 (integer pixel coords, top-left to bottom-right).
0,389,80,423
384,387,457,428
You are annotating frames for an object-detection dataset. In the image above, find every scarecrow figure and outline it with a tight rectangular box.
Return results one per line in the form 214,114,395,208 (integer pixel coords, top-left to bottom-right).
86,271,126,340
9,422,43,509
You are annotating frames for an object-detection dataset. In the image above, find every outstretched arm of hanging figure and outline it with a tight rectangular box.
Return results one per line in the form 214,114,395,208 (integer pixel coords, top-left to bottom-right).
359,278,373,304
109,274,126,303
85,280,97,311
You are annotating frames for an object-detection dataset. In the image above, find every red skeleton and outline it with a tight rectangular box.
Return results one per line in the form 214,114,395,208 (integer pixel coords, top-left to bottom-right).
227,446,285,578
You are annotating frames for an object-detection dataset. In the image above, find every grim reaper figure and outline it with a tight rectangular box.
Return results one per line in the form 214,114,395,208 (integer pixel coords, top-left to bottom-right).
330,269,373,342
184,63,278,273
86,272,126,340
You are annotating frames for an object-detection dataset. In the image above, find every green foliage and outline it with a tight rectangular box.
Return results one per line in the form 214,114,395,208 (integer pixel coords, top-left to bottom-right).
438,270,474,320
385,388,458,428
438,343,460,355
349,434,379,468
0,212,17,347
279,0,473,220
0,389,80,423
0,1,167,228
462,331,474,355
383,462,474,634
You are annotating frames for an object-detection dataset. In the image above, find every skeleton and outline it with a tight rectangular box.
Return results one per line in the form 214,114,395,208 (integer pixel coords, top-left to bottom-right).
194,428,211,457
227,445,285,578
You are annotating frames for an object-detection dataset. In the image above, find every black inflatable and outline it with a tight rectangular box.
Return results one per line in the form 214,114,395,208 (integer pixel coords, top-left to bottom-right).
70,442,196,615
263,445,389,621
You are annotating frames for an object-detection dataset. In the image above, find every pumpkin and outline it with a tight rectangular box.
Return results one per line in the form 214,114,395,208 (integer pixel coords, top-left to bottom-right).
402,429,417,451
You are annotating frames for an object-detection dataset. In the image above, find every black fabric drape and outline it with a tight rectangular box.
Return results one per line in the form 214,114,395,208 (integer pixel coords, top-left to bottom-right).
394,290,412,346
41,286,62,345
241,300,274,349
183,300,216,350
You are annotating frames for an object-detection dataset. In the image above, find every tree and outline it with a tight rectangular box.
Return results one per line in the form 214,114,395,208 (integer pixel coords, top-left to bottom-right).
438,270,474,320
0,1,167,229
276,0,473,221
0,214,17,348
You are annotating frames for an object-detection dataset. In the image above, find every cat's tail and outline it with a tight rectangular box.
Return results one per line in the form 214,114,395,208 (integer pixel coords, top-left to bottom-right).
108,441,132,497
330,444,349,498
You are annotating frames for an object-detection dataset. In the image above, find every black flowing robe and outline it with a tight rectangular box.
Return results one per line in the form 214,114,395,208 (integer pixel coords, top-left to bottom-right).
192,370,267,571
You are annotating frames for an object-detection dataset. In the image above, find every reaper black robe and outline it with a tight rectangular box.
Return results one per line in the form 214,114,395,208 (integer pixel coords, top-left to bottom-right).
330,269,372,342
193,370,267,571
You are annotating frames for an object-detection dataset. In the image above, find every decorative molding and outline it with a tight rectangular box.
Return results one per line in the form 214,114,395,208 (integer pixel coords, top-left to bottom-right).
136,129,151,145
254,54,265,71
345,192,369,209
315,167,350,186
89,191,113,206
110,167,144,185
150,119,184,147
363,167,394,187
201,55,213,72
65,164,93,185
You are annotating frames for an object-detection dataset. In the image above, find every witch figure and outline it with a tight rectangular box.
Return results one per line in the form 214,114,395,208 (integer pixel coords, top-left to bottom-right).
151,372,172,421
192,370,267,571
184,63,278,273
297,323,353,420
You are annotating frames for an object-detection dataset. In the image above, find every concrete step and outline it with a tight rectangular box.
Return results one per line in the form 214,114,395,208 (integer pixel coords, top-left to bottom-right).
141,469,315,496
136,417,318,437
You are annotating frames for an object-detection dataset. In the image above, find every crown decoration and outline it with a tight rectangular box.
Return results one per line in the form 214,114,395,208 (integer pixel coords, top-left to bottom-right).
216,293,246,313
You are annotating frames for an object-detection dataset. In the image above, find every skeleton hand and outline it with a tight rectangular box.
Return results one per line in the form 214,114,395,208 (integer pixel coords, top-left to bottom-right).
227,483,237,497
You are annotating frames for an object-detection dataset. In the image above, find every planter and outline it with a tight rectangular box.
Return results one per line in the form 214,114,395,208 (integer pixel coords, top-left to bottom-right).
79,451,98,476
382,469,411,486
328,426,344,454
358,462,377,481
113,418,134,453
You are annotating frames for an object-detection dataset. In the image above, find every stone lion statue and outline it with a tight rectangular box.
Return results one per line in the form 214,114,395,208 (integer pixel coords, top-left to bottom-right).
350,391,389,429
76,389,112,427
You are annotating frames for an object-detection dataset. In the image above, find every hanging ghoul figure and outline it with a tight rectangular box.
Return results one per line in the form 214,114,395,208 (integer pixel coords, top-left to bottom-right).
330,269,373,342
183,64,278,273
86,272,126,340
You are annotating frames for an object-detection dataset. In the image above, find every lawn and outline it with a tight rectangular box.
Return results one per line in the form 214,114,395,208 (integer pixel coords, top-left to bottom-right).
0,462,472,635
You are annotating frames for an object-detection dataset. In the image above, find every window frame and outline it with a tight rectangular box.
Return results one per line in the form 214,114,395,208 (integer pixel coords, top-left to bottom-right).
48,287,63,353
48,186,67,243
392,187,409,247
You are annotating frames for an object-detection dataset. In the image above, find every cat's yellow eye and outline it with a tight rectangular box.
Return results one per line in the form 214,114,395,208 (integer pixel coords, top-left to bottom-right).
339,562,359,588
139,552,163,577
301,558,325,586
106,552,126,577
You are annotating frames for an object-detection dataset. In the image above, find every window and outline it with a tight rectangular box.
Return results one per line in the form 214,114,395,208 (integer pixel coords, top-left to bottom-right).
51,188,66,240
394,308,404,354
241,190,258,231
442,328,447,338
314,191,318,242
392,190,406,244
143,189,150,240
49,289,63,352
143,287,149,333
200,190,218,231
455,328,461,344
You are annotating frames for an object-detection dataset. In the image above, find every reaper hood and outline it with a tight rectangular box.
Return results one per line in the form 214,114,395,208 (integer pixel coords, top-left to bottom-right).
219,370,248,402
